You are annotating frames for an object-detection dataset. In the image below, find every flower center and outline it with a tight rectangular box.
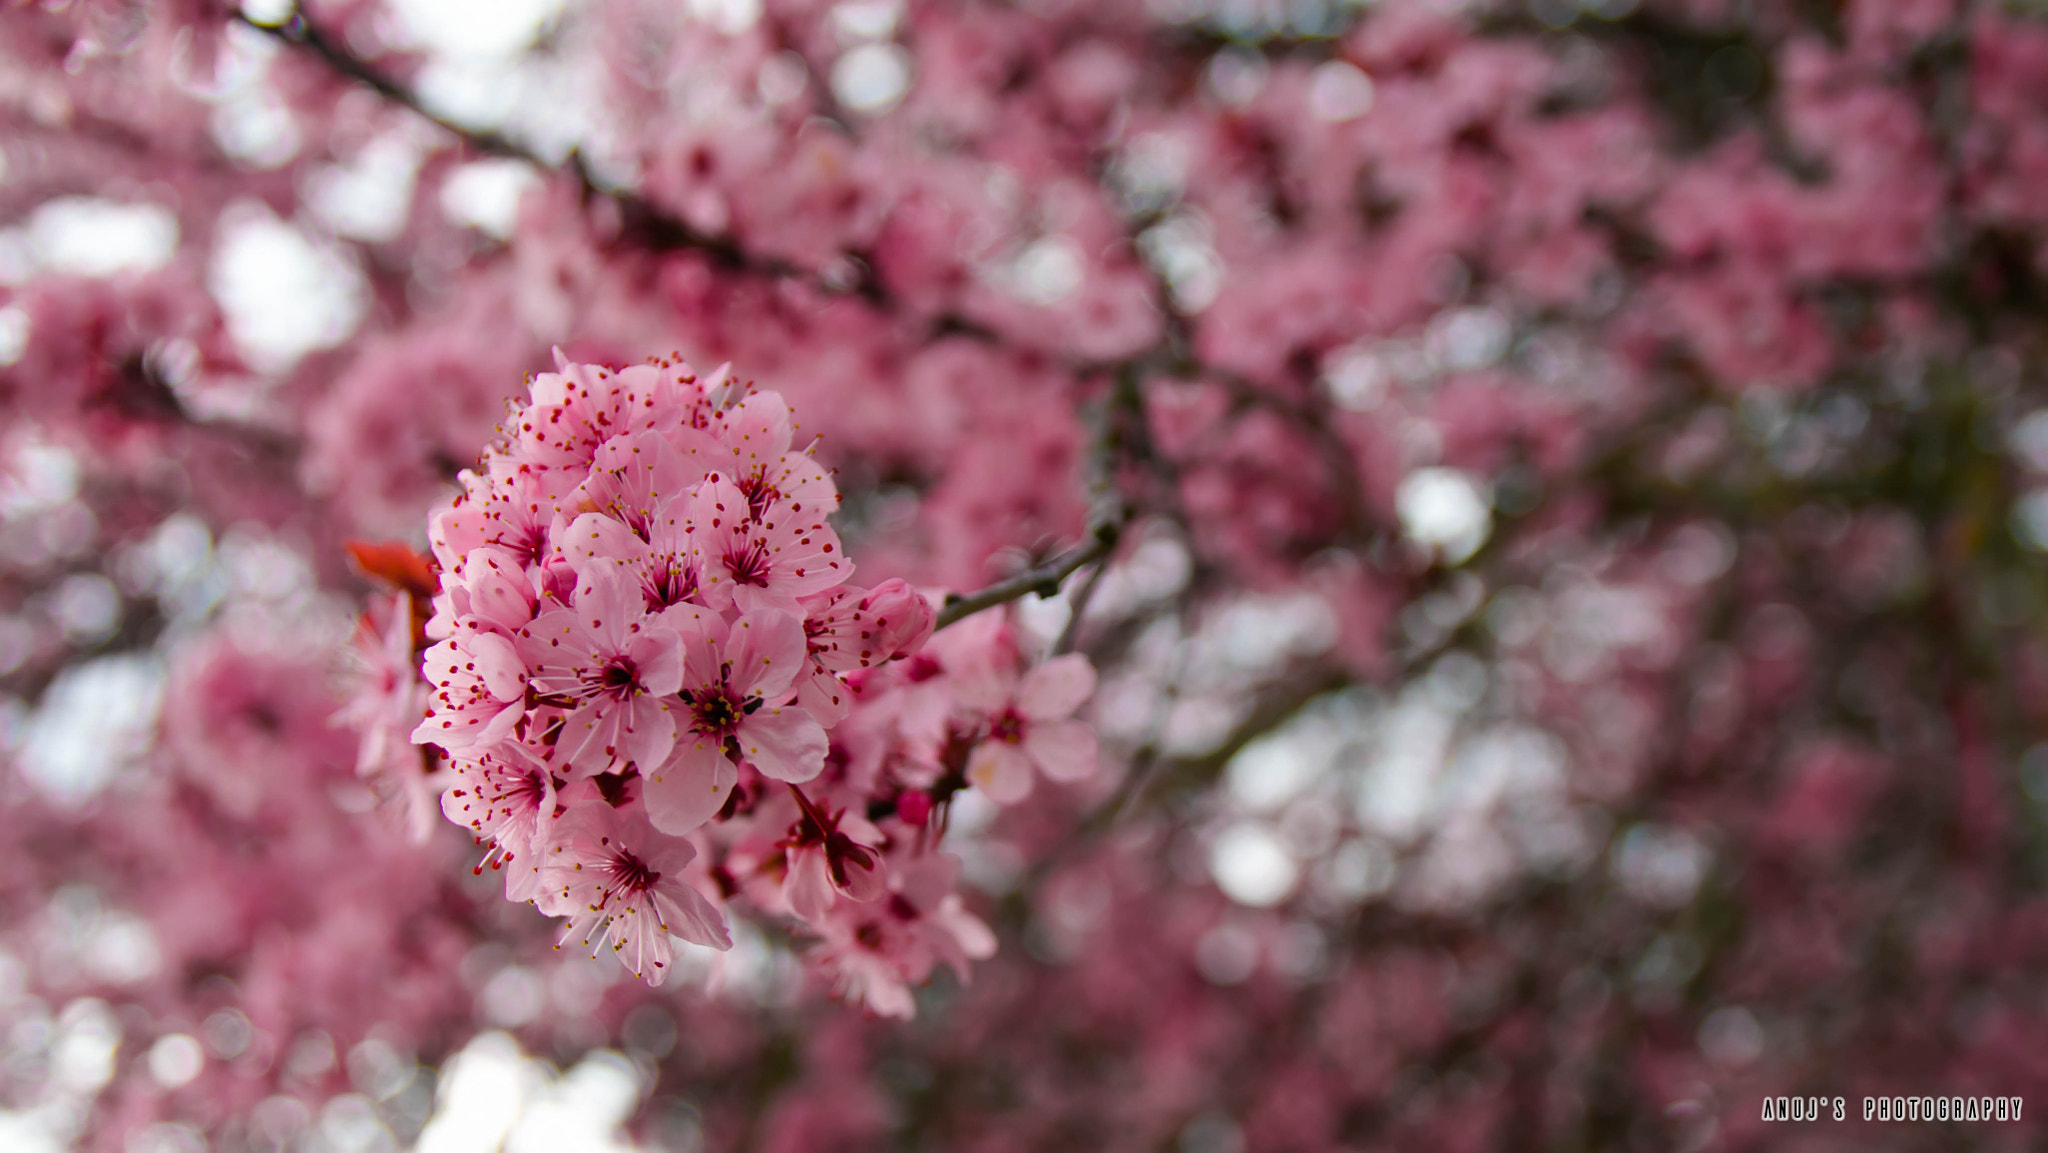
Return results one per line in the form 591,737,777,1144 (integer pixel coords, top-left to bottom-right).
736,467,782,519
723,538,774,588
493,518,548,568
643,557,698,609
688,684,747,736
595,657,640,696
601,847,661,897
988,708,1026,744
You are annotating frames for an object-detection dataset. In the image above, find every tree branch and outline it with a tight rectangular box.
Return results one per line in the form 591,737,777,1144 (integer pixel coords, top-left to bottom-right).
932,523,1122,631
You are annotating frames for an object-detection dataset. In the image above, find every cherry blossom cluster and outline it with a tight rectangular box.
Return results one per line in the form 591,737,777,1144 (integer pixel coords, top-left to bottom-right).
407,352,1094,1004
15,0,2048,1148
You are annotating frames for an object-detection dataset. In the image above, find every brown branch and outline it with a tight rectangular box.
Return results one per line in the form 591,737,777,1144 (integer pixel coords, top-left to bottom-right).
932,523,1122,631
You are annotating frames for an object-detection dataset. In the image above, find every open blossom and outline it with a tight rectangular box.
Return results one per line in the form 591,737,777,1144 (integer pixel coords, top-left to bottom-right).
441,741,557,902
810,855,996,1018
540,797,730,984
516,568,685,773
412,629,527,753
963,653,1100,803
647,606,827,828
689,473,848,614
686,390,838,521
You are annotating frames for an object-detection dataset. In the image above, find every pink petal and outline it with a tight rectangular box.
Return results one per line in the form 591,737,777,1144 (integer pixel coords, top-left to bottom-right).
1023,719,1097,783
967,741,1035,804
619,695,678,774
725,609,805,700
553,699,619,773
724,391,796,462
473,699,524,749
467,631,526,701
797,669,852,725
1018,654,1096,721
641,738,736,835
663,603,726,692
784,845,835,923
736,704,828,783
573,566,638,649
654,881,732,951
627,628,684,697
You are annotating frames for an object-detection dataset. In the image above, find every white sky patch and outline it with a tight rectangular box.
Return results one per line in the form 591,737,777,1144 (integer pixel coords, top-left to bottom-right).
1205,47,1266,107
391,0,566,59
1352,690,1457,840
690,0,764,35
831,0,902,40
2010,410,2048,471
210,25,300,169
1427,306,1510,372
1398,467,1492,564
17,655,164,808
0,306,27,366
1009,235,1084,306
308,133,427,244
23,198,177,277
1210,821,1299,906
441,160,541,239
1137,213,1223,312
210,207,367,374
238,0,294,24
2014,489,2048,552
1195,592,1337,679
832,42,912,113
1611,824,1711,907
1223,693,1366,812
1308,60,1375,121
416,1032,648,1153
148,1034,204,1089
0,443,80,520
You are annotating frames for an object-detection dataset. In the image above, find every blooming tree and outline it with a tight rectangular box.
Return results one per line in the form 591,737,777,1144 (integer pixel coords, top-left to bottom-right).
5,0,2048,1149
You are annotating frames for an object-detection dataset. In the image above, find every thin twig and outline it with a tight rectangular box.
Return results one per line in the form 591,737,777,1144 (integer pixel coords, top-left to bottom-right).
933,362,1146,632
932,525,1121,631
1052,557,1110,654
235,10,548,166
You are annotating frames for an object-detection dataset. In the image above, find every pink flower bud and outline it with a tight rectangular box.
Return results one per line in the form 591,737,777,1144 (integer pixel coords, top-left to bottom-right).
896,788,934,827
860,579,936,661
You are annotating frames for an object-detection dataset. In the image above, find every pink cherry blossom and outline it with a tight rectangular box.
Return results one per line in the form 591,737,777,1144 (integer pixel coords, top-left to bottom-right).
440,741,558,902
660,606,826,794
539,799,730,984
963,653,1099,803
516,568,685,773
689,473,850,614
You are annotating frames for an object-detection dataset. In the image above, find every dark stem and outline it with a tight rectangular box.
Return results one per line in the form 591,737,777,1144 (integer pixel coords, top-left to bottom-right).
932,523,1122,632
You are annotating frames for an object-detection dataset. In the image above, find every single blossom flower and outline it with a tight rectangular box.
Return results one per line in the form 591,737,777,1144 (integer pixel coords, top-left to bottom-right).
516,568,684,774
963,653,1100,803
336,592,437,842
441,741,558,902
411,628,527,754
688,473,848,614
539,799,730,984
796,579,937,723
643,606,826,831
685,390,839,521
